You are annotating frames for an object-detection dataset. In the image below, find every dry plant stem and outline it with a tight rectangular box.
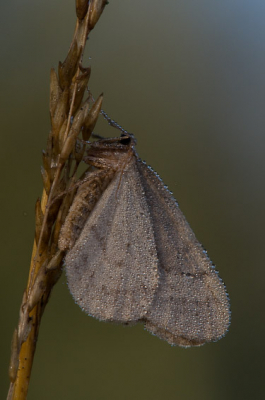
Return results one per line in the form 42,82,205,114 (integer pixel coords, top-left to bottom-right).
30,9,84,288
7,2,107,399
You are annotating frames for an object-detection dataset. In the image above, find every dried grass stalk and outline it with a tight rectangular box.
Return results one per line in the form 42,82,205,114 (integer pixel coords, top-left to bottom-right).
7,1,108,399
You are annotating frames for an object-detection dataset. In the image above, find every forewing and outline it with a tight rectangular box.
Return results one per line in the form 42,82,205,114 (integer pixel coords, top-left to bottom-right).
64,159,159,323
137,161,230,347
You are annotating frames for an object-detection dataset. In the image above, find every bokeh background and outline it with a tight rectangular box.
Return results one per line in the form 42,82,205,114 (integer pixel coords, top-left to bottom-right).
1,1,264,399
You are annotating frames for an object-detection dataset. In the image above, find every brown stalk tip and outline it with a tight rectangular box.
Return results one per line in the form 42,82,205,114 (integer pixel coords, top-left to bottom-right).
49,69,62,117
59,101,90,163
35,198,44,244
76,0,89,20
27,264,48,312
76,64,91,81
42,150,50,176
82,93,103,141
58,40,81,90
46,251,64,271
70,66,91,115
40,166,51,195
88,0,108,30
51,89,69,137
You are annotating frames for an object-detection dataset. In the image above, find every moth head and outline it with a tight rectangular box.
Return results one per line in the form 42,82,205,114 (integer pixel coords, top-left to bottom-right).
84,133,136,170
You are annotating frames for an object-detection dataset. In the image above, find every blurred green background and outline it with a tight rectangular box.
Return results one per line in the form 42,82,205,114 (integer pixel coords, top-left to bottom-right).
1,1,264,399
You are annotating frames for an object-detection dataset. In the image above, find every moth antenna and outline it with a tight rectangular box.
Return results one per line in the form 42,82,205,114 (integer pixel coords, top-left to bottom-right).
100,109,128,135
89,91,129,135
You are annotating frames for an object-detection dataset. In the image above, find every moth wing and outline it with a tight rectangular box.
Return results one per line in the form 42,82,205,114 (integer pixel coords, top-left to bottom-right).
64,160,159,323
136,161,230,347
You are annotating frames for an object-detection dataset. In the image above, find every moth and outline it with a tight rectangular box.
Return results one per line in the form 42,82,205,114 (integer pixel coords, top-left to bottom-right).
59,134,230,347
